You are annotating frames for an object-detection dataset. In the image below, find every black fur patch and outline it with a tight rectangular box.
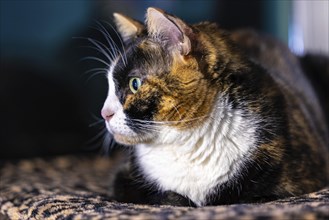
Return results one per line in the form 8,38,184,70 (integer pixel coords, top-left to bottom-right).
112,39,171,133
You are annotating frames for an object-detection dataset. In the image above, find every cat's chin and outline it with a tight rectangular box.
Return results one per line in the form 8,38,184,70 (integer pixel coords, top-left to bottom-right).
113,133,153,146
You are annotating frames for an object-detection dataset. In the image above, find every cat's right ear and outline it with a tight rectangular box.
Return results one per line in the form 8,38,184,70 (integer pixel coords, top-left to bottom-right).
113,13,144,43
146,7,193,56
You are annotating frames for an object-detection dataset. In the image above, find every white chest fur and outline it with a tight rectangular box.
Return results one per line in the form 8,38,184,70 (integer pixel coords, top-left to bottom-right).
135,97,258,206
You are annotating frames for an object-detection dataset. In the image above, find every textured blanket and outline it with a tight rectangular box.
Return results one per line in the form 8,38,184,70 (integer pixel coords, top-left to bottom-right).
1,155,328,219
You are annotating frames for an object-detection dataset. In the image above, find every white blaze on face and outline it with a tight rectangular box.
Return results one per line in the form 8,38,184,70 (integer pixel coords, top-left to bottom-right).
102,65,137,139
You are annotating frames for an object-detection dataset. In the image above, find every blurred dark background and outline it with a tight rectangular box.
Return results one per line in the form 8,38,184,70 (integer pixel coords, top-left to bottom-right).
1,0,328,159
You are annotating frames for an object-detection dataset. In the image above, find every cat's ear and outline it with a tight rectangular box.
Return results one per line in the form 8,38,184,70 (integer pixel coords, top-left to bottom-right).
113,13,144,43
146,7,192,55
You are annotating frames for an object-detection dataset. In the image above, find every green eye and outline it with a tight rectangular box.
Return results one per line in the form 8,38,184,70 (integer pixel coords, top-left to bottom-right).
129,77,142,94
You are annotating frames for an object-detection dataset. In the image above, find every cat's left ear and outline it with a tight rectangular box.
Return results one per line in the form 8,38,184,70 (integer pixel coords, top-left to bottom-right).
113,13,144,43
146,7,193,55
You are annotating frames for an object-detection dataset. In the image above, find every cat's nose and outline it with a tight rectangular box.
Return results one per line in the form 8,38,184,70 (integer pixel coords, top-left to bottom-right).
101,108,115,121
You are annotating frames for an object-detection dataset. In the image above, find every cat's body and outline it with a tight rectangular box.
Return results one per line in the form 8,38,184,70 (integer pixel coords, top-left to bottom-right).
101,8,329,206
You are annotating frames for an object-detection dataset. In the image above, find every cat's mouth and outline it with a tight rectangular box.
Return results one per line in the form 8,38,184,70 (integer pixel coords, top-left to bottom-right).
113,133,140,145
112,132,155,146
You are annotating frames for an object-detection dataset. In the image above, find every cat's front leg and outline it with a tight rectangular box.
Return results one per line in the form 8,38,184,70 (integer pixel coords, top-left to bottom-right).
147,190,197,207
113,169,149,204
113,169,196,207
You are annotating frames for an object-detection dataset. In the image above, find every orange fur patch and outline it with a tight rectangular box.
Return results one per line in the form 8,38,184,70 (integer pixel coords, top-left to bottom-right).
153,56,219,129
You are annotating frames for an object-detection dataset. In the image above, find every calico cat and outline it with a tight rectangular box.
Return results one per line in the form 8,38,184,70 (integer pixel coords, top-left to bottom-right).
100,7,329,206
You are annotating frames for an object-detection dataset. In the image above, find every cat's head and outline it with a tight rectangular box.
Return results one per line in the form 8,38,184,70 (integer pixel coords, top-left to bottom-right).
101,8,228,145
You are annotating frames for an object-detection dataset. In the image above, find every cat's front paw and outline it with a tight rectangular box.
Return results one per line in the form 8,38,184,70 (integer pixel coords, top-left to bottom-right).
149,191,197,207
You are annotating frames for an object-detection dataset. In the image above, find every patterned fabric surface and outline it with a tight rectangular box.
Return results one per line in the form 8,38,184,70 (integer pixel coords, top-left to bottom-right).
0,155,328,220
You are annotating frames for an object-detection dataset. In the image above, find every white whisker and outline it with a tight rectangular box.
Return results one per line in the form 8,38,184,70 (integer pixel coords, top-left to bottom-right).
87,127,108,145
90,113,103,121
82,68,108,84
94,21,127,66
79,56,111,68
130,115,210,125
169,103,183,121
77,44,113,63
74,36,116,62
86,70,107,83
87,38,115,62
83,67,108,76
86,36,117,61
89,119,105,128
101,20,128,64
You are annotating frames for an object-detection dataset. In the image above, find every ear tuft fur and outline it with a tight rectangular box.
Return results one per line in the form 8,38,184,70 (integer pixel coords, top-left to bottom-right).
113,13,144,43
146,7,192,55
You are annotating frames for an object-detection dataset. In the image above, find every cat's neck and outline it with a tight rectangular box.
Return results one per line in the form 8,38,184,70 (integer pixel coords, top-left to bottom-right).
135,95,259,206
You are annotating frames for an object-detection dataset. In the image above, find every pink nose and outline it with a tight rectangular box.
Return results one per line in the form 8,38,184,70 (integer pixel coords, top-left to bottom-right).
101,108,115,121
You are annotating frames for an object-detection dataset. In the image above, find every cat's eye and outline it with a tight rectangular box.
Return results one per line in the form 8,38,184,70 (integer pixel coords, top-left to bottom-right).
129,77,142,94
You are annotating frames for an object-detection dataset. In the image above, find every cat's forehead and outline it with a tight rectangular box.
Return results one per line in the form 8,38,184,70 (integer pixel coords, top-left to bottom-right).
137,38,160,49
128,38,164,58
114,38,170,75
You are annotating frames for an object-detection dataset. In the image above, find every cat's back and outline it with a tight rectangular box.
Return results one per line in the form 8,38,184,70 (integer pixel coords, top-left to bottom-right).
229,29,329,188
230,30,328,142
193,24,328,147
